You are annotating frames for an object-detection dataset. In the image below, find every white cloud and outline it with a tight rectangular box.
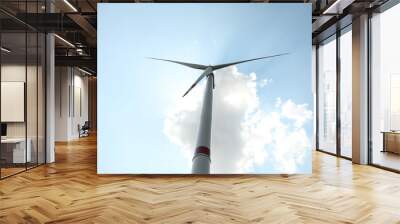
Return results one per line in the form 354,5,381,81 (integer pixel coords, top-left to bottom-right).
281,99,313,128
163,66,312,173
259,78,272,88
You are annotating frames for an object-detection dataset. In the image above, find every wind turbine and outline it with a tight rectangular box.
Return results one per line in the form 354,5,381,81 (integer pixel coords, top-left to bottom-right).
150,53,288,174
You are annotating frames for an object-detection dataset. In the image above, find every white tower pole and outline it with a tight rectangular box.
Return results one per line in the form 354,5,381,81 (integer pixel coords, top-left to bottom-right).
192,73,214,174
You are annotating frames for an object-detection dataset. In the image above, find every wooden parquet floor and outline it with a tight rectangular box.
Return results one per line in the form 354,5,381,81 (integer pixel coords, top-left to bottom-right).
1,134,400,224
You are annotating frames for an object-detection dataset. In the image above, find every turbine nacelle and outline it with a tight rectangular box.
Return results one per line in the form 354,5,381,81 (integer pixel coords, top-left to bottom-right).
149,53,288,97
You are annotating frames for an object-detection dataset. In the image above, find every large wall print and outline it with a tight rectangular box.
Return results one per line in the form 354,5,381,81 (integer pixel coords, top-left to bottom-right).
98,4,312,174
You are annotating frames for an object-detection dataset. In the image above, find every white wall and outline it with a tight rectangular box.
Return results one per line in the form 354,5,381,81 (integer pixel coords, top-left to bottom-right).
55,67,70,141
73,73,89,137
55,67,89,141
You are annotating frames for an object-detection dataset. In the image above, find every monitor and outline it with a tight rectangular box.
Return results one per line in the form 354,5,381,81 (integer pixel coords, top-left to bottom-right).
1,123,7,137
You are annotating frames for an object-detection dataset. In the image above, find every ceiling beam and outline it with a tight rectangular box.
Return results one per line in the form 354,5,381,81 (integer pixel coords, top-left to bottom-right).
55,55,96,71
67,13,97,37
323,0,356,14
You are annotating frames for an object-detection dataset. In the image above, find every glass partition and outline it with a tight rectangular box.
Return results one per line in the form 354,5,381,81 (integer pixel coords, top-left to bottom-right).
38,32,45,165
27,31,38,169
1,31,28,177
0,1,46,179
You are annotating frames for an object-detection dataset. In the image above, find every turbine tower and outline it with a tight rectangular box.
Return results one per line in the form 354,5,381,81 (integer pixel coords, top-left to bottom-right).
150,53,288,174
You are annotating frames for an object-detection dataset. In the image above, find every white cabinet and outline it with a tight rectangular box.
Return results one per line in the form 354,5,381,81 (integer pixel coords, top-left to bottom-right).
1,138,32,163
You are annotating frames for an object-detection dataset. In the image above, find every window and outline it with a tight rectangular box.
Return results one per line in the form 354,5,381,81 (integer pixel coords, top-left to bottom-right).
317,35,337,154
339,27,352,158
371,3,400,171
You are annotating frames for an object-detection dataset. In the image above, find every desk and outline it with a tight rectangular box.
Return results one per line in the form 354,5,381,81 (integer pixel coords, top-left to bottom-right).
1,138,31,163
382,131,400,154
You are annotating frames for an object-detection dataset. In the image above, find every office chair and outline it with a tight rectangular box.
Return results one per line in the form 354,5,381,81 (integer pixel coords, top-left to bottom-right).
79,121,90,138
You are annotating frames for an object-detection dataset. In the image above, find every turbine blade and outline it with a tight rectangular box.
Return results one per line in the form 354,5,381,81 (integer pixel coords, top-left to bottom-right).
211,53,289,70
148,57,207,70
182,83,197,97
182,69,212,97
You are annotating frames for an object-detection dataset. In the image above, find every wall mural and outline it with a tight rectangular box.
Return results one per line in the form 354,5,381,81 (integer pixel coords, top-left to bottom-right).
98,3,312,174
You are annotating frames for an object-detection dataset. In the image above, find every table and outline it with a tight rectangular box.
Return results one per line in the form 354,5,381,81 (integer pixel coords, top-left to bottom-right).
1,138,31,164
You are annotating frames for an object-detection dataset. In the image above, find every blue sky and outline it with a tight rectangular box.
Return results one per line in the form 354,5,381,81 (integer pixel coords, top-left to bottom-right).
98,4,312,174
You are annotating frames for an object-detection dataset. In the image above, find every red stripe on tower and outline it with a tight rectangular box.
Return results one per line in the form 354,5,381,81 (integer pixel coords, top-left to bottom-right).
195,146,210,156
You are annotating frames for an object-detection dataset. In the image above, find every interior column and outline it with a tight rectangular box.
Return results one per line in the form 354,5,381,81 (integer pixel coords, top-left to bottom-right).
352,14,369,164
46,1,55,163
